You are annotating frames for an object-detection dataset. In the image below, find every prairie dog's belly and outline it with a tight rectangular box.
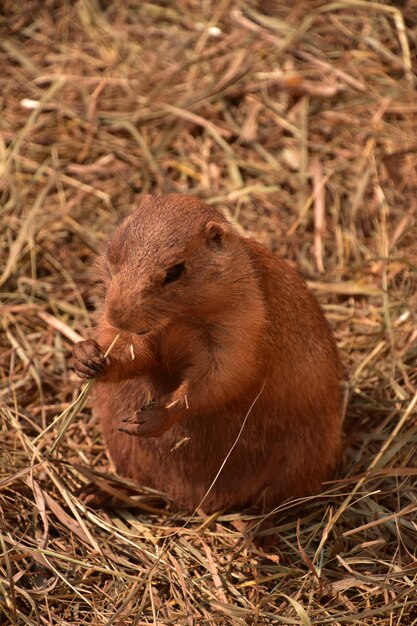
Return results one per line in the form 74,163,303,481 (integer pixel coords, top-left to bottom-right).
92,369,342,512
93,378,272,510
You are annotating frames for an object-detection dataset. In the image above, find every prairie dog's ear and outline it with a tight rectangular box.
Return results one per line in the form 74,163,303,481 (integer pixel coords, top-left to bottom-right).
136,194,155,210
204,221,229,248
115,208,131,227
138,193,153,204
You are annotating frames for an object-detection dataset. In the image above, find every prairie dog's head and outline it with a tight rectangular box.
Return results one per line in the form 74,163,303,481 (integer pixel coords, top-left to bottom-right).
102,194,250,335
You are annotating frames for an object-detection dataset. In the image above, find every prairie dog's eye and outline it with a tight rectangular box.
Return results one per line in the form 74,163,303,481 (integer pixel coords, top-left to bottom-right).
163,263,185,285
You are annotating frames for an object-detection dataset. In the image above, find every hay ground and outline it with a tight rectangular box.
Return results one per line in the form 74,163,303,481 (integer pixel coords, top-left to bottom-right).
1,1,417,624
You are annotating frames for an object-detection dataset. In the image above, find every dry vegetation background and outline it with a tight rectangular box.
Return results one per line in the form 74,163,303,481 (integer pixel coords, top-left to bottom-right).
1,0,417,624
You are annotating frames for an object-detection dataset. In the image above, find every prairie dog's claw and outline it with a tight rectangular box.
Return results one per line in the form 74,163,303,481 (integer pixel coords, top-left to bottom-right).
73,339,107,379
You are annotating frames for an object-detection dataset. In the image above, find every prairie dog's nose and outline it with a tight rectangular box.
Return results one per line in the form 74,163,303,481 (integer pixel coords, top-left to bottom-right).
105,299,134,332
104,281,137,331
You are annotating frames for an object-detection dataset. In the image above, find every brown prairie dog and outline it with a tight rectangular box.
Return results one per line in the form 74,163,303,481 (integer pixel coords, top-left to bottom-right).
73,194,342,512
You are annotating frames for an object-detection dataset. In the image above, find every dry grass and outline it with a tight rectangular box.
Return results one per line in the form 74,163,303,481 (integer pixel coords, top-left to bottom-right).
1,0,417,624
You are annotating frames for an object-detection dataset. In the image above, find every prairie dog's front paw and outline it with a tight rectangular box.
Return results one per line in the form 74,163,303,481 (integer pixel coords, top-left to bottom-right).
73,339,107,379
118,398,179,438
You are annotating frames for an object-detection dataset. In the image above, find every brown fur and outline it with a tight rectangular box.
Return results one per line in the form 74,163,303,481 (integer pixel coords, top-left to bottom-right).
73,194,342,512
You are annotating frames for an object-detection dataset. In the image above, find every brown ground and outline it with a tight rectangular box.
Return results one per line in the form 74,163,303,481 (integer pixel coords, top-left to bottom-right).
1,1,417,624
